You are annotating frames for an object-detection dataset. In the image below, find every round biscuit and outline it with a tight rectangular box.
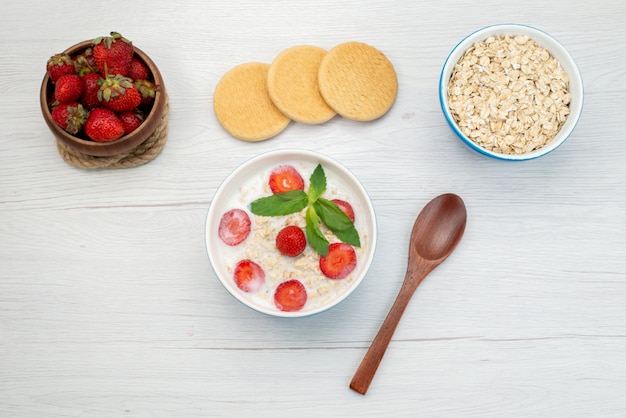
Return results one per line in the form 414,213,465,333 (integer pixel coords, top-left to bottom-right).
318,42,398,121
267,45,336,124
214,62,290,141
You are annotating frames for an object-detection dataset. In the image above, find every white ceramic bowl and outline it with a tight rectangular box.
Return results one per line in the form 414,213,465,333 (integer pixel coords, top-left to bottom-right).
439,24,583,161
205,149,377,317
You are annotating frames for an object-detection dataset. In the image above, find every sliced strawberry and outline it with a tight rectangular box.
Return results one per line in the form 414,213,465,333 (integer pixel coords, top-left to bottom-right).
276,225,306,257
319,242,357,279
274,279,307,312
331,199,355,222
218,208,251,246
233,259,265,292
268,165,305,194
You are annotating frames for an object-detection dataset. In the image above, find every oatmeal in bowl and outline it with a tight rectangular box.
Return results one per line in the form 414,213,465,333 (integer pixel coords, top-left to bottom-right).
205,149,377,317
439,24,583,160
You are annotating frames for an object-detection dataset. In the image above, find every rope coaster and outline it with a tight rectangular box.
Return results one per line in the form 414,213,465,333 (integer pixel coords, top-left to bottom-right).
56,96,169,169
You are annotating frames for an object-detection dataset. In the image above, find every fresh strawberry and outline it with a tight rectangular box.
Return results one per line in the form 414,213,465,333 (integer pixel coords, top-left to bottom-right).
54,74,84,103
268,165,305,194
275,225,306,257
46,53,76,82
118,110,144,135
51,102,89,134
80,72,102,109
233,259,265,292
127,57,149,80
74,49,99,76
92,31,134,76
97,74,142,112
331,199,355,222
319,242,357,279
218,208,251,246
84,107,124,142
274,279,307,312
134,79,158,107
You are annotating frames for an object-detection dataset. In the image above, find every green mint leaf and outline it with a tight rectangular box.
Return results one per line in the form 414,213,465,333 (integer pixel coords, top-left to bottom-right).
250,190,308,216
308,164,326,203
314,198,361,247
305,205,329,257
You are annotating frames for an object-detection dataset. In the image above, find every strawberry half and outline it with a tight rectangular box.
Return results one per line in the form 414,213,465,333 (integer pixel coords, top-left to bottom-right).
274,279,307,312
268,165,305,194
275,225,306,257
218,208,251,246
233,259,265,293
331,199,355,222
319,242,357,279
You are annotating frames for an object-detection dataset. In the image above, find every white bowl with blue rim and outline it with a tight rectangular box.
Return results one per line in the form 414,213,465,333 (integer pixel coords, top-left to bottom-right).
439,24,583,161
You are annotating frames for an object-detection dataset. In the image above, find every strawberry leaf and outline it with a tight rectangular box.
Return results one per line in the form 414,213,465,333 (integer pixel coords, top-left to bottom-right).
314,198,361,247
250,190,308,216
305,206,329,257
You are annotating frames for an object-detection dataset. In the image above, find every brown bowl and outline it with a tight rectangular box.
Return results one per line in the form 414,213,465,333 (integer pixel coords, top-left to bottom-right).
40,40,167,157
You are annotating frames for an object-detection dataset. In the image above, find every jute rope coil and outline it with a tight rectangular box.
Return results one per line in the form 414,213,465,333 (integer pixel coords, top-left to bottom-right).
56,96,169,169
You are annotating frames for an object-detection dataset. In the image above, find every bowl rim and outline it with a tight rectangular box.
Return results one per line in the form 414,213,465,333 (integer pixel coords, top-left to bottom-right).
439,23,584,161
204,148,378,318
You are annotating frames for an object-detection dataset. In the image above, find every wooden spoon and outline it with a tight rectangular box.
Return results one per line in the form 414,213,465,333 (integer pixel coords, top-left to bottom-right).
349,193,467,395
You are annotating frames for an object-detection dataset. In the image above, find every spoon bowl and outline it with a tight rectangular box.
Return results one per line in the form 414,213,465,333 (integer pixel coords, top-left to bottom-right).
349,193,466,395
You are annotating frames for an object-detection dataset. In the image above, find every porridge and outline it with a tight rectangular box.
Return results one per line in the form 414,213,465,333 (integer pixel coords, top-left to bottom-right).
215,160,370,314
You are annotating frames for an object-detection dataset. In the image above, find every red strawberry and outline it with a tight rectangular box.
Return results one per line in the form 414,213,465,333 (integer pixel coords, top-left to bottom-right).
276,225,306,257
319,243,357,279
84,107,124,142
218,208,251,246
97,74,142,112
51,102,89,135
268,165,305,194
54,74,84,103
331,199,355,222
74,48,99,76
118,110,144,135
80,72,102,110
46,53,76,82
134,79,158,107
127,57,149,80
92,31,134,76
274,279,307,312
233,259,265,292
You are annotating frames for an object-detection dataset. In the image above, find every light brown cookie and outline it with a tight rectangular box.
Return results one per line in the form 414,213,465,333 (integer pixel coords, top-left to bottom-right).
214,62,290,141
318,42,398,121
267,45,336,124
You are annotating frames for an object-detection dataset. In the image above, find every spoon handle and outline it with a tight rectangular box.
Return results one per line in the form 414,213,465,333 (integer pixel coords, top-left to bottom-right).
349,266,429,395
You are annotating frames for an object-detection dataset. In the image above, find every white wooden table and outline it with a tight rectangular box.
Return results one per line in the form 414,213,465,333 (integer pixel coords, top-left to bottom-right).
2,0,625,416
